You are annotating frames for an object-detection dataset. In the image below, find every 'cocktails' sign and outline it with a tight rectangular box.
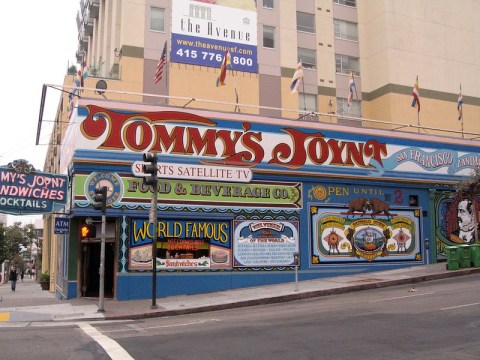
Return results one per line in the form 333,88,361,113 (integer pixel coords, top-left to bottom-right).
0,159,68,215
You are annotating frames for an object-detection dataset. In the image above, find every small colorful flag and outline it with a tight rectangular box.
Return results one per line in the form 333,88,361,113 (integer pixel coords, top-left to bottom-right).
457,85,463,121
216,51,231,87
81,59,89,87
347,70,355,107
68,70,81,101
411,76,420,112
290,61,304,94
154,41,167,84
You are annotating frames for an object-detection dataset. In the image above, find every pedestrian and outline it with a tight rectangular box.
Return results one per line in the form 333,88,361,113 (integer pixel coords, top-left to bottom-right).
20,270,24,283
9,266,18,292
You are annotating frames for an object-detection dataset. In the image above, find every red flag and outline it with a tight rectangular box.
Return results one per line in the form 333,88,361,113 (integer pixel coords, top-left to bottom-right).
216,51,231,87
154,41,167,84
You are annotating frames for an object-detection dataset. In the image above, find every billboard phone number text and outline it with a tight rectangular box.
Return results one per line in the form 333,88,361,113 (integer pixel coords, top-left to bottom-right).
175,49,254,67
171,34,258,73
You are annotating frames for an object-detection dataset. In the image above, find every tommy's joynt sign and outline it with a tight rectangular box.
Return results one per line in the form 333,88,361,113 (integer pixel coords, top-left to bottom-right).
0,159,68,215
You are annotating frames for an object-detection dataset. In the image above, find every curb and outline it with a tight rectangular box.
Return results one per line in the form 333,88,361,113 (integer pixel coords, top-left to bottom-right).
103,267,480,321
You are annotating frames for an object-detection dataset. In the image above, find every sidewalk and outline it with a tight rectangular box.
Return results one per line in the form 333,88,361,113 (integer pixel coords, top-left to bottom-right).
1,263,479,324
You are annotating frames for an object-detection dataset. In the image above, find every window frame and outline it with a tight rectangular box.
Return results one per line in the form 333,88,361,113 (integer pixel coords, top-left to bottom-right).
296,11,315,33
263,25,275,49
337,98,362,117
150,7,165,32
335,54,360,75
333,19,358,41
298,48,316,69
262,0,274,9
299,93,318,114
333,0,357,7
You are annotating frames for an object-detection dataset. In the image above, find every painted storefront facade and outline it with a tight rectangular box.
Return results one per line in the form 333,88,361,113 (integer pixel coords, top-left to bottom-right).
54,99,480,300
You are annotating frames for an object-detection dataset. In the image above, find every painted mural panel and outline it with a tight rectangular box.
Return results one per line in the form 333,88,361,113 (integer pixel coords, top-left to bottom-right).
310,203,421,264
434,192,480,257
232,220,299,267
129,219,231,270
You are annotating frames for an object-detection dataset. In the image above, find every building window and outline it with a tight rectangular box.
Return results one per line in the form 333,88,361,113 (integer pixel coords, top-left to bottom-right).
337,98,361,117
333,19,358,41
333,0,357,7
299,93,317,113
297,12,315,33
263,0,274,9
335,54,359,75
263,26,275,48
150,7,165,32
298,48,316,69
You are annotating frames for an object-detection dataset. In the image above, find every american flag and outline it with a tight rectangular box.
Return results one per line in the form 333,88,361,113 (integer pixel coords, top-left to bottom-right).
154,41,167,84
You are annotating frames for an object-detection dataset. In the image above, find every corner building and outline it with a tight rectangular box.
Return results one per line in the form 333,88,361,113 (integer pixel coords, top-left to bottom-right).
42,0,480,300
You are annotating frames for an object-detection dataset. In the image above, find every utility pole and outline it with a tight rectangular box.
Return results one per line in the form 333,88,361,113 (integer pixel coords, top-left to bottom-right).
143,153,158,309
93,186,107,312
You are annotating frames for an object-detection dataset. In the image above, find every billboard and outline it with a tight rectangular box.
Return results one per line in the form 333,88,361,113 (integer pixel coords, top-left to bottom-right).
171,0,258,73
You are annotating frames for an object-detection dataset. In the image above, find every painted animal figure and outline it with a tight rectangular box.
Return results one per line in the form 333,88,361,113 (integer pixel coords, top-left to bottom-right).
369,198,391,218
346,197,370,218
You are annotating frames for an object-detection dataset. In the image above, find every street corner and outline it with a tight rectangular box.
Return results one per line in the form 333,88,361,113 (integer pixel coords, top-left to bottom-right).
0,310,52,323
0,311,10,322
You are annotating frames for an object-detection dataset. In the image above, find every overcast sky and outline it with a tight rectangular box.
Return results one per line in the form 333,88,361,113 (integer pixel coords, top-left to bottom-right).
1,1,78,225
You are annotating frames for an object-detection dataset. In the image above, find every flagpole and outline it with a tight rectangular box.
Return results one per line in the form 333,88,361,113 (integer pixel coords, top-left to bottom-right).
165,41,169,106
231,66,240,112
460,83,464,139
417,111,420,134
301,76,306,114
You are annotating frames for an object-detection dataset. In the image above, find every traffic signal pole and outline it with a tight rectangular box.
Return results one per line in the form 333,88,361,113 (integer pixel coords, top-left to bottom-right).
143,153,158,309
98,212,106,312
93,186,108,313
150,182,158,309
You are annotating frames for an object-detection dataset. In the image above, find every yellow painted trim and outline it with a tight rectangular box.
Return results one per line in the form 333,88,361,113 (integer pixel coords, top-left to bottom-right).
0,312,10,322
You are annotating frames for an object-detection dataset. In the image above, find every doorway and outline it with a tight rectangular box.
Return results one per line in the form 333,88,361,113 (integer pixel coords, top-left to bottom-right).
81,241,115,298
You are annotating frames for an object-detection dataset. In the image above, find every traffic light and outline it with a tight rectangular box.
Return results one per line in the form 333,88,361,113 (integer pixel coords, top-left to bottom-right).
143,152,158,186
80,223,96,239
93,186,108,214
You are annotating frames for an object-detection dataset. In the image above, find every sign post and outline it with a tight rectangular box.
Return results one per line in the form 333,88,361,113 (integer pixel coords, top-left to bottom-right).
425,237,430,273
293,252,300,292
